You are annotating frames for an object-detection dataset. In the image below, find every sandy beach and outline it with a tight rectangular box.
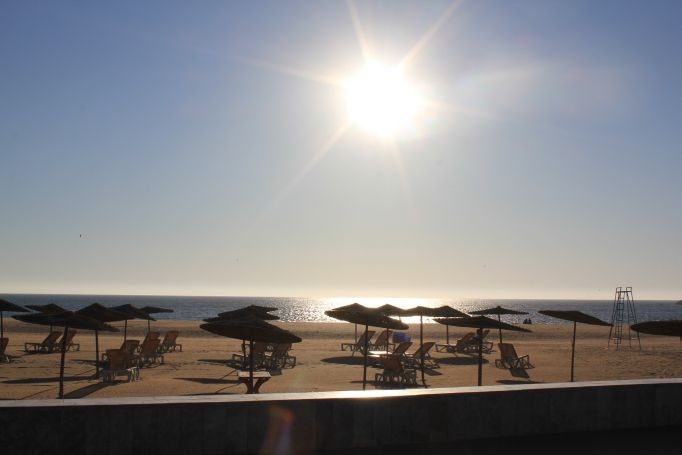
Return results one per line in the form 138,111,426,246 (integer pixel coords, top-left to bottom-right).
1,319,680,400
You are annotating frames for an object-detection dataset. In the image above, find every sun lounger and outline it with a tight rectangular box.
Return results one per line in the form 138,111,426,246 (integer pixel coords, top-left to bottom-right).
158,330,182,353
102,339,139,361
232,341,268,368
369,341,412,366
403,341,439,369
341,330,376,356
1,337,9,363
135,339,164,367
24,331,62,353
102,349,140,383
495,343,533,369
264,343,296,369
374,354,417,387
135,331,160,353
58,329,80,352
368,329,393,351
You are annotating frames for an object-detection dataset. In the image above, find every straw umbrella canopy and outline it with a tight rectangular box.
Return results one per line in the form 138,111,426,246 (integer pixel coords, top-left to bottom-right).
205,307,280,323
432,306,468,345
110,304,155,341
539,310,611,382
216,305,277,319
436,316,531,386
13,311,118,398
76,303,129,378
26,303,67,314
631,320,682,341
140,305,174,333
469,306,528,343
329,303,370,341
200,316,301,394
205,307,281,368
26,303,68,334
402,306,442,387
0,299,29,340
325,308,408,390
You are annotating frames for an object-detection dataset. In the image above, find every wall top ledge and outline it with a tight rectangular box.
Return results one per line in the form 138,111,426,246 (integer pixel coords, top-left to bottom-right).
1,378,680,409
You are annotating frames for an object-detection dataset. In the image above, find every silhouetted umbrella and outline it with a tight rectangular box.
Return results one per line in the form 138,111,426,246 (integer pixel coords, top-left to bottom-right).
376,304,406,317
205,307,281,368
200,316,301,394
402,306,443,387
470,306,528,343
325,308,408,390
76,303,129,378
631,320,682,341
140,305,174,332
539,310,611,382
205,307,279,322
436,316,531,386
216,305,277,319
330,303,370,341
0,299,29,340
110,304,155,341
432,306,468,345
26,303,67,314
26,303,67,334
14,311,118,398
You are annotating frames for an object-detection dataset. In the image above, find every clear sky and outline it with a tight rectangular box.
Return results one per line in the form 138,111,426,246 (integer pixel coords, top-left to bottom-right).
2,1,682,300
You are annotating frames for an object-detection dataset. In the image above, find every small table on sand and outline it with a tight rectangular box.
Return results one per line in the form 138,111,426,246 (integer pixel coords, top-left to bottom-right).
237,371,271,394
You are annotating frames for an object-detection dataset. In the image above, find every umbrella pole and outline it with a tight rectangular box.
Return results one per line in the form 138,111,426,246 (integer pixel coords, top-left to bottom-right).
241,339,246,369
124,320,128,341
1,312,3,339
249,339,254,394
570,321,577,382
420,316,425,388
498,314,503,344
446,325,449,345
477,328,483,386
59,325,69,399
363,323,368,390
94,330,99,379
147,319,151,334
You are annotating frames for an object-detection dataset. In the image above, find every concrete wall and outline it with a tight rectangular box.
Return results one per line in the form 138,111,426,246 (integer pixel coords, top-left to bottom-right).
1,379,680,454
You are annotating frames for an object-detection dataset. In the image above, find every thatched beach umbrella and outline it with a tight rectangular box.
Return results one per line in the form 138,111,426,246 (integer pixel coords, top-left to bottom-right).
539,310,611,382
436,316,531,386
110,304,155,341
26,303,67,314
433,306,468,345
470,306,528,343
76,303,129,378
0,298,29,340
330,303,370,341
140,305,174,333
26,303,68,334
402,306,443,387
325,308,408,390
631,320,682,342
200,316,301,394
14,311,118,398
205,307,279,323
205,306,281,368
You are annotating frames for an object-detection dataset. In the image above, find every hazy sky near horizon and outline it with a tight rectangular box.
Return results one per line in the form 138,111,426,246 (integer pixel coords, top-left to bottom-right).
2,1,682,300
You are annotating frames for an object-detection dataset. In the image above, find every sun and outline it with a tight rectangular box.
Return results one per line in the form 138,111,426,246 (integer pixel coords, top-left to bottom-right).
344,62,425,138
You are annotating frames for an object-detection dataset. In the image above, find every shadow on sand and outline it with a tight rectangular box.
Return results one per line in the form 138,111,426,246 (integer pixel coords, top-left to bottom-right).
3,376,88,385
320,356,366,366
62,382,111,399
437,356,488,366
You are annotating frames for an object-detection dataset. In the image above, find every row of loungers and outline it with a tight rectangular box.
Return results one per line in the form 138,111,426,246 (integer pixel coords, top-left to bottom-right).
232,342,297,371
24,330,80,353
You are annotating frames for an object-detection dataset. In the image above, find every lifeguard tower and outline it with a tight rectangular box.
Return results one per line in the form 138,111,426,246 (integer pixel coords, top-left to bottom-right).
608,286,641,350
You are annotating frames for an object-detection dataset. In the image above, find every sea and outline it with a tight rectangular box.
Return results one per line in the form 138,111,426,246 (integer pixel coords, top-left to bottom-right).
1,294,680,324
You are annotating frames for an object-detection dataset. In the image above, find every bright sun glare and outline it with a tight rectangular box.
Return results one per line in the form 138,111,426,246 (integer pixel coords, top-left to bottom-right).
345,62,425,138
